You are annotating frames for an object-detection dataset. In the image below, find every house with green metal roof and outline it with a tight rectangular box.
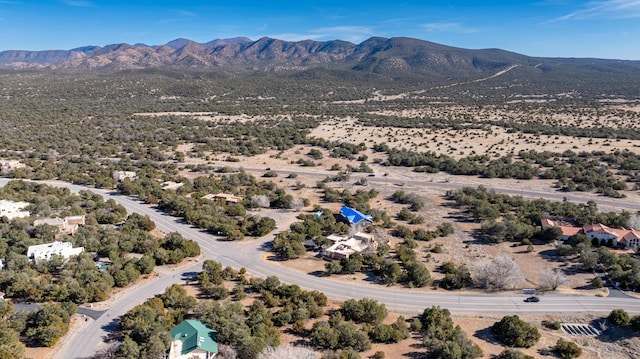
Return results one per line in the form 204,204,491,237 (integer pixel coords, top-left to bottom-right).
168,320,218,359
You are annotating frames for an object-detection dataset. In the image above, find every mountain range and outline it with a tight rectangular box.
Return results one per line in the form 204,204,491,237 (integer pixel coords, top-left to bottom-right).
1,36,640,91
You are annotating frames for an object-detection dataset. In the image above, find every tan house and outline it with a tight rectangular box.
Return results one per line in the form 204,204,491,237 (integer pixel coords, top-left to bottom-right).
324,232,377,260
541,219,582,240
203,192,243,204
33,215,85,238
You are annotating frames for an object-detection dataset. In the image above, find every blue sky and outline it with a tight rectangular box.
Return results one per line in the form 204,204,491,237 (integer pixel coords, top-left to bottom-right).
0,0,638,59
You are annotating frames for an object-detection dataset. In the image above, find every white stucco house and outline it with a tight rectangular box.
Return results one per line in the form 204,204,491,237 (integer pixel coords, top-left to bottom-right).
26,241,84,263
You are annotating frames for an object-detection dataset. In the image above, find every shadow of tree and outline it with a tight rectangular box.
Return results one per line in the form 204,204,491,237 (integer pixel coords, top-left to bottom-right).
537,249,571,263
473,326,501,346
402,351,426,358
537,346,556,357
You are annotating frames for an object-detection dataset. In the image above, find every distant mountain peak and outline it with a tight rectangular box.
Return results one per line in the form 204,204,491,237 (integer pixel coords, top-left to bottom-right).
165,38,197,49
0,36,637,87
165,37,253,49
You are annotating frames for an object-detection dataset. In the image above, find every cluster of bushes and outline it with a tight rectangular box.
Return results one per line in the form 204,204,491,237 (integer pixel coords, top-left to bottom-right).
556,239,640,290
438,261,473,290
447,185,630,228
196,259,245,300
607,308,640,330
196,300,281,358
521,149,630,194
389,190,424,210
0,300,76,353
381,147,537,180
329,142,368,160
130,172,283,240
311,298,408,353
495,349,533,359
491,315,540,348
320,187,379,215
392,240,432,287
0,301,25,358
325,239,431,288
391,222,454,241
26,302,78,347
325,253,365,275
417,306,483,358
375,143,635,197
310,317,371,353
555,338,583,359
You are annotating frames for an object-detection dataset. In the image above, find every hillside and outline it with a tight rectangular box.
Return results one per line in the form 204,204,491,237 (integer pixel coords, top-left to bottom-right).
1,36,639,97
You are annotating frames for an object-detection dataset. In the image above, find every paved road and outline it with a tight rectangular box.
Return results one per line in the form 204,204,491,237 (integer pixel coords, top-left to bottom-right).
2,178,639,358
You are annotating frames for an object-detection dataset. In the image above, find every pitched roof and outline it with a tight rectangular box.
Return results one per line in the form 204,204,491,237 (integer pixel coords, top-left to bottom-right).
170,320,218,355
339,206,372,225
615,229,640,244
583,223,617,236
540,218,556,228
559,226,582,237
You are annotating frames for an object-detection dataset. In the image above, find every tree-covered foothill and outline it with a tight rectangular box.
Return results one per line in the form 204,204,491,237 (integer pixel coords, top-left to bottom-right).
491,315,540,348
418,306,482,359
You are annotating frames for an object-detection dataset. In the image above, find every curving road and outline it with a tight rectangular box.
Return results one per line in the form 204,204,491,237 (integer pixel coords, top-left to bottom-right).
1,178,639,358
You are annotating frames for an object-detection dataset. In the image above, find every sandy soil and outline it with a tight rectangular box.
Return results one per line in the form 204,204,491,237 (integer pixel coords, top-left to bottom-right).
308,117,640,160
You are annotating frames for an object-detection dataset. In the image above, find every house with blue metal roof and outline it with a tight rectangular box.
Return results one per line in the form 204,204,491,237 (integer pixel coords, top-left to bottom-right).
169,320,218,359
339,206,373,226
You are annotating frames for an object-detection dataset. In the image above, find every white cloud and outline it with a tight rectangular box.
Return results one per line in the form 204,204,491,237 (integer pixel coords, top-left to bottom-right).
550,0,640,22
266,33,324,41
177,10,197,17
421,22,479,34
269,26,375,43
